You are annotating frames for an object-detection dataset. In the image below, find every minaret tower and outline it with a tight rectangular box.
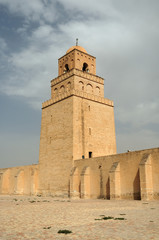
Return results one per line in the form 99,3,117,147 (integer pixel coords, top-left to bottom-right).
38,43,116,196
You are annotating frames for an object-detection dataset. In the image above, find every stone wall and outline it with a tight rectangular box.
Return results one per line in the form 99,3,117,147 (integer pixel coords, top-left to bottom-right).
70,148,159,200
38,97,74,197
0,164,38,195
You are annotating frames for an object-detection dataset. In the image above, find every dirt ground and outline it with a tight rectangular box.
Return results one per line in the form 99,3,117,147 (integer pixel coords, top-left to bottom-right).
0,195,159,240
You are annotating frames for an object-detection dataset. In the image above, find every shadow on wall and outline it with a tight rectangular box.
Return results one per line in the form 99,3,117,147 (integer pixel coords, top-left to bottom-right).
133,169,141,200
106,177,110,200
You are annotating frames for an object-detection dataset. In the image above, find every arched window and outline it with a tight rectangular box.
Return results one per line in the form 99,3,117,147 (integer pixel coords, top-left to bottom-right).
95,86,100,95
82,62,89,72
60,85,65,93
54,88,58,96
67,82,71,91
79,81,84,91
86,84,93,94
63,64,69,73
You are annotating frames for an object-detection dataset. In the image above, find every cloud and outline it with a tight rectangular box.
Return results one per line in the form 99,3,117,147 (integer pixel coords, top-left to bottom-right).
0,37,7,51
0,0,159,155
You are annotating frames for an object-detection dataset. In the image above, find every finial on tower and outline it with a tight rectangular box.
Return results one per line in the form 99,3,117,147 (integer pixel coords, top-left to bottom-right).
76,38,78,46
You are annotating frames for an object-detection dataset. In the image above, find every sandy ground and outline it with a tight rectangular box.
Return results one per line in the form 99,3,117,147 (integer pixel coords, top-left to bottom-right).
0,195,159,240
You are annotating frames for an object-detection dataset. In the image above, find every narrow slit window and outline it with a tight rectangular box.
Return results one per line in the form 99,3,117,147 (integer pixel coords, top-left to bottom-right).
89,128,91,135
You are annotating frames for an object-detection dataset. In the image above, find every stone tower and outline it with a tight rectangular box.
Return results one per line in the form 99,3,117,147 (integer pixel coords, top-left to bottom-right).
38,45,116,196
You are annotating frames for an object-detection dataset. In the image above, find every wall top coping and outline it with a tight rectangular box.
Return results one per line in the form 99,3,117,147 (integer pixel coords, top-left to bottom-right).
0,164,38,172
74,147,159,164
42,89,114,109
51,68,104,87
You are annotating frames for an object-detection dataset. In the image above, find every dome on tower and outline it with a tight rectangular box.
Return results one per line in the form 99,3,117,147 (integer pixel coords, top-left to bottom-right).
66,45,87,54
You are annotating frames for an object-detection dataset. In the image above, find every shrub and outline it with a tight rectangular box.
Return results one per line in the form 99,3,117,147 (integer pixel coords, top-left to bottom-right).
58,229,72,234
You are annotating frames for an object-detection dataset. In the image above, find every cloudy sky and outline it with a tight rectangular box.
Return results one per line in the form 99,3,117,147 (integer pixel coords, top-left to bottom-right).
0,0,159,168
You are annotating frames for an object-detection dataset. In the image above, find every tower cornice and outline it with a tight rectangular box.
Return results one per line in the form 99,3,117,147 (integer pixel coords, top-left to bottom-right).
42,89,114,109
51,68,104,87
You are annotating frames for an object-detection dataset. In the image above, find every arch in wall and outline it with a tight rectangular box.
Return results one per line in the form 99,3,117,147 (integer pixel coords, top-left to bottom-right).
67,82,71,91
95,86,100,95
80,166,91,198
64,64,69,73
71,59,74,68
106,176,110,199
133,169,141,200
1,169,11,194
30,169,38,195
70,167,80,198
82,62,89,72
77,59,81,68
60,85,65,94
15,170,24,195
80,166,100,199
79,81,84,91
54,88,58,96
86,84,93,94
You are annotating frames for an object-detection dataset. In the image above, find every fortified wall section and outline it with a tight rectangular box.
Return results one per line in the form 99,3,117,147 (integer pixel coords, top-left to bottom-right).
0,165,38,195
70,148,159,201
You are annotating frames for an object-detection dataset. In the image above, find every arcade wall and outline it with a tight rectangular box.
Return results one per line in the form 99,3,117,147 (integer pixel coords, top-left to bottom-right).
0,164,38,195
70,147,159,200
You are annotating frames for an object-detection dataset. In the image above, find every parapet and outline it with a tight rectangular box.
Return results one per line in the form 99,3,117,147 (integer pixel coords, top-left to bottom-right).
42,89,114,109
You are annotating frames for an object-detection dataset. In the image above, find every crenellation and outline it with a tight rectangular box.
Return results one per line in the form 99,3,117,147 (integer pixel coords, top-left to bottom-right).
42,89,114,109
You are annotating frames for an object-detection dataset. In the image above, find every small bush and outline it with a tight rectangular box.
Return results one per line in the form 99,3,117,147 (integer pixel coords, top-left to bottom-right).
114,217,126,220
43,226,51,229
29,200,36,203
58,229,72,234
102,216,114,220
95,215,126,221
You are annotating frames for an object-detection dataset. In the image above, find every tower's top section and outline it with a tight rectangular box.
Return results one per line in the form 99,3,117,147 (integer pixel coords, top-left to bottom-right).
58,45,96,76
66,45,87,54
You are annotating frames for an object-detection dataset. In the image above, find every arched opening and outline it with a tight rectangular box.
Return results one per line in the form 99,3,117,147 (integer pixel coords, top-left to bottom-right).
67,82,71,91
133,169,141,200
70,167,80,198
60,85,65,94
16,170,24,194
95,86,100,95
31,169,38,195
79,81,84,91
54,88,58,96
65,64,69,72
82,62,89,72
106,177,110,199
71,59,74,68
63,64,69,73
86,84,93,94
1,169,11,194
81,166,91,199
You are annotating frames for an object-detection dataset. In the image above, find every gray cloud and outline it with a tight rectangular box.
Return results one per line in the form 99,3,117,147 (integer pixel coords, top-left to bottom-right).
0,0,158,167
